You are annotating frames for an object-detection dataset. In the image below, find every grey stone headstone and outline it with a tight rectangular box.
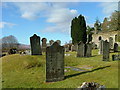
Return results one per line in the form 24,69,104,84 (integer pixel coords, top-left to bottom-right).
77,42,85,57
49,40,54,45
114,43,118,52
109,37,113,49
56,40,61,45
46,42,64,82
71,44,78,52
85,43,92,57
65,45,69,52
99,40,104,55
30,34,42,55
102,40,109,61
41,38,47,52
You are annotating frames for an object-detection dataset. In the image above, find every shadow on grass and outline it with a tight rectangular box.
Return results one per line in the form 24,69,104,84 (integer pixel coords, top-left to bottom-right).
65,65,111,79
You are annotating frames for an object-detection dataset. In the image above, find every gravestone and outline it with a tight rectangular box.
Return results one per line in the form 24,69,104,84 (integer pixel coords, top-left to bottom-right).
49,40,54,45
41,38,47,52
109,37,113,49
99,40,104,54
112,55,120,61
46,42,64,82
30,34,42,55
56,40,61,45
71,44,78,51
65,45,69,52
114,43,118,52
92,42,97,49
85,43,92,57
102,40,109,61
77,42,85,57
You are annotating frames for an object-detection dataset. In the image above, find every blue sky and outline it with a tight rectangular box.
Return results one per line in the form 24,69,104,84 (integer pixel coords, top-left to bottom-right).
0,2,118,45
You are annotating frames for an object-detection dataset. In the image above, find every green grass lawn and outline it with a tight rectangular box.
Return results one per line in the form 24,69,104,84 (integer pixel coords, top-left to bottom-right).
1,49,119,88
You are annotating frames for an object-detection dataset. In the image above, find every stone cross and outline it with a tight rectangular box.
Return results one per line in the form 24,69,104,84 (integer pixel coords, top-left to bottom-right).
30,34,42,55
102,40,109,61
46,42,64,82
41,38,47,52
77,42,85,57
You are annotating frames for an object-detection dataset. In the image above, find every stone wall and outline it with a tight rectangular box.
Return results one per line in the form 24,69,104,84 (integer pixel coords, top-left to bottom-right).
92,31,119,48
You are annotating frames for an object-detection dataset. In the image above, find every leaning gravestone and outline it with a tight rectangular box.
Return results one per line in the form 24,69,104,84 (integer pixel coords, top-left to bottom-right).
49,40,54,45
85,43,92,57
30,34,42,55
102,40,109,61
41,38,47,52
114,43,118,52
77,42,85,57
99,40,104,55
109,37,113,49
46,42,64,82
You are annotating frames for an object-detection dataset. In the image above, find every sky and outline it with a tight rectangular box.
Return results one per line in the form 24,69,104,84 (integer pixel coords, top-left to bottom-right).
0,2,118,45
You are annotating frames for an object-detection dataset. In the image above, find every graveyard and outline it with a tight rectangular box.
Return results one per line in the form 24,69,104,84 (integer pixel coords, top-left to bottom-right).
1,2,120,89
2,48,119,88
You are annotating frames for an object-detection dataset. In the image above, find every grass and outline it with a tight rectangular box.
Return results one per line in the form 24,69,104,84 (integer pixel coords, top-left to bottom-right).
1,49,119,88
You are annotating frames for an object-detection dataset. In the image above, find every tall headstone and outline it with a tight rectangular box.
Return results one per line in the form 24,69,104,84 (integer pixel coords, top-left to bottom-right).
102,40,109,61
46,42,64,82
85,43,92,57
56,40,61,45
99,40,104,54
41,38,47,52
49,40,54,45
109,37,113,49
30,34,42,55
114,43,118,52
77,42,85,57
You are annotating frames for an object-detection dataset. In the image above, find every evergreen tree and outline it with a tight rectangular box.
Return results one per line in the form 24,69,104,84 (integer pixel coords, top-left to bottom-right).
71,15,87,44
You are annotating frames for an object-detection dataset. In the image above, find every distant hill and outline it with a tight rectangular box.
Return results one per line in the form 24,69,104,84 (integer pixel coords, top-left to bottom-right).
18,44,31,50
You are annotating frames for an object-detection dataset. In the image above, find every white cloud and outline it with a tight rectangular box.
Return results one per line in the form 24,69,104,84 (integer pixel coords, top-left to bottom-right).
0,22,16,29
100,2,118,16
13,2,78,33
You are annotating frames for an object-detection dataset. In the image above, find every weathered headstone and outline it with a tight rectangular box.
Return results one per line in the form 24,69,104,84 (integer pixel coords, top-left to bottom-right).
77,42,85,57
30,34,42,55
71,44,78,51
46,42,64,82
102,40,109,61
49,40,54,45
41,38,47,52
65,45,69,52
99,40,104,54
85,43,92,57
56,40,61,45
114,43,118,52
109,37,113,49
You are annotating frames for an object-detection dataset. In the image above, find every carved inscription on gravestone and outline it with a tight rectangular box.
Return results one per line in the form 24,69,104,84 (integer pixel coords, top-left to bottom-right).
30,34,42,55
46,42,64,82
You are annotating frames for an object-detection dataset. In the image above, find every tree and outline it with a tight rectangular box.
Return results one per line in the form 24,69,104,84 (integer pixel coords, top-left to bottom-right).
101,17,110,32
94,18,101,34
1,35,19,51
87,26,94,43
71,15,87,44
